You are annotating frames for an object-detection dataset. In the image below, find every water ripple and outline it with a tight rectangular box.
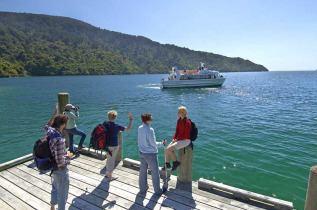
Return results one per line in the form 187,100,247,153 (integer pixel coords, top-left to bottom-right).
1,72,316,209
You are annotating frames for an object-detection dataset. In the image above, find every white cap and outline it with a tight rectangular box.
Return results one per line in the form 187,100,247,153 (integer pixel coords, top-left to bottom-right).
65,104,75,110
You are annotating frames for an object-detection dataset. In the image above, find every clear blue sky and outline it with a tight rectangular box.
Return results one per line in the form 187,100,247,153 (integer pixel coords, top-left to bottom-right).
1,0,316,71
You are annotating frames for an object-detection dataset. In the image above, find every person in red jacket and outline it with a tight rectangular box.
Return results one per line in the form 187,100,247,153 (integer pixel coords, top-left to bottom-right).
163,106,191,171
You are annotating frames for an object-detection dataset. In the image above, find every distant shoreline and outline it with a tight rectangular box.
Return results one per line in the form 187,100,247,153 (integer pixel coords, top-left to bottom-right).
3,70,317,79
0,70,272,78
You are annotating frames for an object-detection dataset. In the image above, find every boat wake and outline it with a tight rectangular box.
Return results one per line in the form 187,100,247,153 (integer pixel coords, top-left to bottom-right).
137,83,161,89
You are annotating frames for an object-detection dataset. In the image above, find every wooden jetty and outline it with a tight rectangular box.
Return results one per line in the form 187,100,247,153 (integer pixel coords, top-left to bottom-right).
0,151,294,210
0,93,298,209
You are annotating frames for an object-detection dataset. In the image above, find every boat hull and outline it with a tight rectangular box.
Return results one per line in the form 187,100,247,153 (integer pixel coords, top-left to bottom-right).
161,78,226,88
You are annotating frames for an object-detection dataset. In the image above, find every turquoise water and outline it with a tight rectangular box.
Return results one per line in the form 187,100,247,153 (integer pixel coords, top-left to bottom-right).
0,72,316,209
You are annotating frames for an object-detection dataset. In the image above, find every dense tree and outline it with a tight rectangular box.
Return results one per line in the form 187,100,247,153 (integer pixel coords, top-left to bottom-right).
0,12,268,78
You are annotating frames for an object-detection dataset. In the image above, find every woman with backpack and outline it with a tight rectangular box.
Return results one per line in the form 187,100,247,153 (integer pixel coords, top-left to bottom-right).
46,104,73,210
103,110,133,181
162,106,191,171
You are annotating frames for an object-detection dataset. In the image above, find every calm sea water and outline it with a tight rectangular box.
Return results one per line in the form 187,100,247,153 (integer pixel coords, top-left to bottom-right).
0,71,316,209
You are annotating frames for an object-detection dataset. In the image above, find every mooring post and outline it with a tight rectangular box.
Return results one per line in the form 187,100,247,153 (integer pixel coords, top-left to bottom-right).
177,144,193,184
58,93,70,148
115,132,123,163
305,166,317,210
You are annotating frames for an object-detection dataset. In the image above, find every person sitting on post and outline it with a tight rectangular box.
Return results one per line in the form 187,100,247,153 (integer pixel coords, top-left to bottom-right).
163,106,191,171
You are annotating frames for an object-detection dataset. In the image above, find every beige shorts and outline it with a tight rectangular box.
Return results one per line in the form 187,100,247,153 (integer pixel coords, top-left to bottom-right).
170,139,191,150
106,146,120,173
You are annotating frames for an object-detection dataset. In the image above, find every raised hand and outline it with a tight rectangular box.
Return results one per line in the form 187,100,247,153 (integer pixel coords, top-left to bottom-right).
128,113,133,120
55,103,58,115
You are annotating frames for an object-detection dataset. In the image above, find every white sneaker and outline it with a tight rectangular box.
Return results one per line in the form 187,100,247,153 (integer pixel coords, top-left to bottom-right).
108,175,118,182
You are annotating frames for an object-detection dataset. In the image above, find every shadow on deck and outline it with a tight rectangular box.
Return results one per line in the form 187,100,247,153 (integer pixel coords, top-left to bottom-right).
0,153,292,209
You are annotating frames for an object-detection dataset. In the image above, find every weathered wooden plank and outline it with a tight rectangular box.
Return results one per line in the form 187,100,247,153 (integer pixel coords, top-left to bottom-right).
28,155,265,210
71,171,158,210
123,158,140,167
22,158,208,210
141,166,269,210
78,155,171,183
68,161,192,210
117,161,267,210
66,174,149,210
123,158,171,177
77,155,265,210
66,184,126,210
0,153,33,172
71,157,234,210
67,158,199,210
18,166,147,209
0,186,28,210
19,161,144,210
0,175,50,209
5,167,78,210
67,170,160,210
160,207,174,210
76,156,253,209
1,169,52,204
15,155,276,209
15,164,117,210
198,178,293,210
0,198,14,210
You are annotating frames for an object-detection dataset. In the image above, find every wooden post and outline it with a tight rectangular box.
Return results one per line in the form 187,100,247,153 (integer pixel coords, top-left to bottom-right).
116,131,123,163
58,93,70,148
57,93,69,114
177,144,193,184
305,166,317,210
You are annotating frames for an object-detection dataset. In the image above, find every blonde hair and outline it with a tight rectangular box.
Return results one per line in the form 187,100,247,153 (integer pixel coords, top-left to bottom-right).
108,110,118,120
178,106,187,115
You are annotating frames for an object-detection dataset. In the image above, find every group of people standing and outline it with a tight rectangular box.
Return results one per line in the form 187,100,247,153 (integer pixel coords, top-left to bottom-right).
45,104,192,210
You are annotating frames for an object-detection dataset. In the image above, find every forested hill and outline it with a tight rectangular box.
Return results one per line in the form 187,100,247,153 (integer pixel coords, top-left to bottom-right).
0,12,268,77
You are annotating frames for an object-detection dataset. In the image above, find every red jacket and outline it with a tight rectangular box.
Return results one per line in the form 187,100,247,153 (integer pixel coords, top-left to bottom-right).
173,117,191,141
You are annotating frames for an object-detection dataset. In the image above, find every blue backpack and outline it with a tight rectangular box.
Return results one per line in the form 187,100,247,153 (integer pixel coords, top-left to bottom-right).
33,133,61,172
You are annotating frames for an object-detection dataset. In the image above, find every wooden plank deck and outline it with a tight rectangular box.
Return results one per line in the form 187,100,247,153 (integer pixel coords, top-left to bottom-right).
0,153,290,209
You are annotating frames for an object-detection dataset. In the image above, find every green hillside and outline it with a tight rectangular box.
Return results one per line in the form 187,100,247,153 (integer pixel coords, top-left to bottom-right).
0,12,268,78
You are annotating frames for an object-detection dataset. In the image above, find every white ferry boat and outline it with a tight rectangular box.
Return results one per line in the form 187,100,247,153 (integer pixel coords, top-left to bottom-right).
161,63,226,88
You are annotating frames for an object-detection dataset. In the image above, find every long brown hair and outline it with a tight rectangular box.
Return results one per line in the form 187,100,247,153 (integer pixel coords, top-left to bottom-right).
52,114,68,129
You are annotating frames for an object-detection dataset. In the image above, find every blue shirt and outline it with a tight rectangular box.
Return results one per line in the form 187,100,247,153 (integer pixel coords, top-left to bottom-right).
138,124,163,154
103,121,125,146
